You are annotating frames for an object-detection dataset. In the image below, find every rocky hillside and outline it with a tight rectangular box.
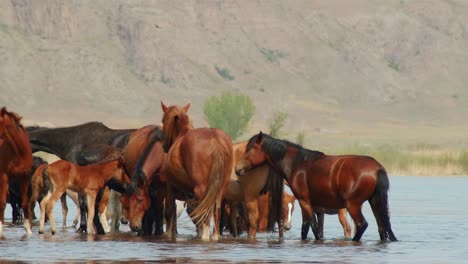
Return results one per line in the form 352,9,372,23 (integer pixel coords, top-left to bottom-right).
1,0,467,147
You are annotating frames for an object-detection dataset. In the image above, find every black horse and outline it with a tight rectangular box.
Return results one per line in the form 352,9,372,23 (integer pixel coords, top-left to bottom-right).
9,156,48,223
27,121,135,234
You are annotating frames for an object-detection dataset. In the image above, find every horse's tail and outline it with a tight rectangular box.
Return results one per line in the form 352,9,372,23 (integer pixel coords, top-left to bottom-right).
29,164,49,221
266,167,284,233
369,169,397,241
128,127,163,194
189,138,232,227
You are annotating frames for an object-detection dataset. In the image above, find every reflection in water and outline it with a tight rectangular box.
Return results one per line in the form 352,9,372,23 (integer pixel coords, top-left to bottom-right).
0,176,468,263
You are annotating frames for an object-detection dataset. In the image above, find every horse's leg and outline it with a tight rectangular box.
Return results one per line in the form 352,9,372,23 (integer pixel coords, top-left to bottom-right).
77,192,88,233
60,193,68,230
153,187,165,236
164,185,177,239
38,191,51,234
211,193,223,241
315,210,324,239
98,187,110,233
338,209,352,238
245,199,259,239
66,190,80,228
0,173,7,235
19,178,32,234
86,191,97,235
347,202,368,242
301,212,310,240
46,189,65,235
229,201,239,237
92,188,105,235
298,199,319,240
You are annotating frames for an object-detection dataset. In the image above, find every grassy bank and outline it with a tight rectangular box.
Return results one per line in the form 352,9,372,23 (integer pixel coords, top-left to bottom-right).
327,143,468,176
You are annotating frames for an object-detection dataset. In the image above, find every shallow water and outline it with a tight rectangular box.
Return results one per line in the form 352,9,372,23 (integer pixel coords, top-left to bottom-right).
1,176,468,263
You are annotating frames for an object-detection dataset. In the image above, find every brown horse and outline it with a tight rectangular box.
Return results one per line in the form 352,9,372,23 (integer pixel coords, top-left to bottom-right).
223,141,284,239
120,125,166,235
235,132,397,242
257,192,296,232
29,156,125,235
161,102,233,241
0,108,33,235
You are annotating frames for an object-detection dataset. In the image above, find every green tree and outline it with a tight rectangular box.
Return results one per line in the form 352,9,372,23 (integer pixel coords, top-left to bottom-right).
268,111,288,138
204,91,255,140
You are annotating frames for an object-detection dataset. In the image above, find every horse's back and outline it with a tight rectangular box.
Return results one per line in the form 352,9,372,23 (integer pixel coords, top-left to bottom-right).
304,154,384,207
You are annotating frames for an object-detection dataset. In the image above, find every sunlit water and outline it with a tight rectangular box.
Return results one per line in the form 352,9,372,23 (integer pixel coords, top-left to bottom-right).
1,176,467,263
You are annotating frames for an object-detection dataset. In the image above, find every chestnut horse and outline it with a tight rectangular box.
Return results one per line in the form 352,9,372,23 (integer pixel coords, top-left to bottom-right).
120,125,166,235
257,191,296,232
236,132,397,242
0,108,33,235
29,156,125,235
161,102,233,241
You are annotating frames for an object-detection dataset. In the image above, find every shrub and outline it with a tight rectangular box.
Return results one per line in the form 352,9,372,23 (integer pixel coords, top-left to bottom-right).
204,91,255,140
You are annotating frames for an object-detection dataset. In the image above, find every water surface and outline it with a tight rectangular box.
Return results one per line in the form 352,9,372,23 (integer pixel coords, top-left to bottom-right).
1,176,467,263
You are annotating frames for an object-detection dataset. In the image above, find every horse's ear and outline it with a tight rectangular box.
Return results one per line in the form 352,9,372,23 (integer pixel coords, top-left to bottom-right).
256,131,264,144
183,103,190,113
161,101,168,113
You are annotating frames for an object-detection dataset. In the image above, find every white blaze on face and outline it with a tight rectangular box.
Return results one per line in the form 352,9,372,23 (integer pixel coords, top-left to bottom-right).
287,202,293,224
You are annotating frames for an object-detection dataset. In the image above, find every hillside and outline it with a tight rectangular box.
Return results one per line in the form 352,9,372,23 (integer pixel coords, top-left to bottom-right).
1,0,467,149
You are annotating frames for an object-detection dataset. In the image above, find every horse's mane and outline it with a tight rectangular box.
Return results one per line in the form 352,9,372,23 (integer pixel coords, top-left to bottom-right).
127,126,164,195
161,105,193,152
247,133,324,163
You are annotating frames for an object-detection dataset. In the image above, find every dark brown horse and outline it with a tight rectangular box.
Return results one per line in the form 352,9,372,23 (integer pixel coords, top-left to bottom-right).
161,102,233,241
235,132,397,242
0,107,33,235
27,122,134,233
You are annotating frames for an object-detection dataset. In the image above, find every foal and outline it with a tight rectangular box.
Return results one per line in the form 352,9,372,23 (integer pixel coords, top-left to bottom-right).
29,156,125,235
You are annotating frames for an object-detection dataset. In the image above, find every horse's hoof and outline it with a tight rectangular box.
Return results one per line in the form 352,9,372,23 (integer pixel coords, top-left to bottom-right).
51,231,56,235
38,231,44,234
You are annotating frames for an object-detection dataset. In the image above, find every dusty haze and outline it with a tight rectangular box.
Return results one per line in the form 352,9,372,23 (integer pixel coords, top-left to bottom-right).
1,0,467,149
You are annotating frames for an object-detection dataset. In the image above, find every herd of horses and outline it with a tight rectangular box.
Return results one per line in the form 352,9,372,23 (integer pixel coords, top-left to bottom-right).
0,104,397,242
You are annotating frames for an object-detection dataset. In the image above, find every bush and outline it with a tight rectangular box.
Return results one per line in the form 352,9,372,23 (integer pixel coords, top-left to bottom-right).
204,92,255,140
268,112,288,138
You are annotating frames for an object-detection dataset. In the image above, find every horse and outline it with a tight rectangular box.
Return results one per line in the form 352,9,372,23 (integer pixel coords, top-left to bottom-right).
161,102,233,241
235,132,397,242
0,108,34,235
119,125,166,236
27,122,134,233
8,156,47,223
222,141,284,239
29,155,126,235
257,191,296,232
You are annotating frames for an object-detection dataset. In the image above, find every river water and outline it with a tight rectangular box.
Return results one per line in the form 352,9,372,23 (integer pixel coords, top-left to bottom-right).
1,176,467,263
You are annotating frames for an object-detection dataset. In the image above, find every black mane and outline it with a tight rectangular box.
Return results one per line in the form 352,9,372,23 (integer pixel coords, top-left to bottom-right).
247,133,324,162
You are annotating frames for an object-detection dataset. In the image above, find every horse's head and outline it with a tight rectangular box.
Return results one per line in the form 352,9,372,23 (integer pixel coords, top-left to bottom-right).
122,187,150,233
235,131,268,176
282,193,296,231
160,101,192,151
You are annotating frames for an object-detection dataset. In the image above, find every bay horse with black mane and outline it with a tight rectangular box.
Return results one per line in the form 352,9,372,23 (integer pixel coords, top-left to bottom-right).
236,132,397,242
0,107,33,235
161,102,233,241
27,122,134,233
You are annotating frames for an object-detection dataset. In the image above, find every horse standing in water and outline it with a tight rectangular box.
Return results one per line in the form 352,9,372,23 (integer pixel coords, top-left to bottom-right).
161,102,233,241
27,122,134,233
119,125,166,236
0,108,33,235
236,132,397,242
29,155,125,235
